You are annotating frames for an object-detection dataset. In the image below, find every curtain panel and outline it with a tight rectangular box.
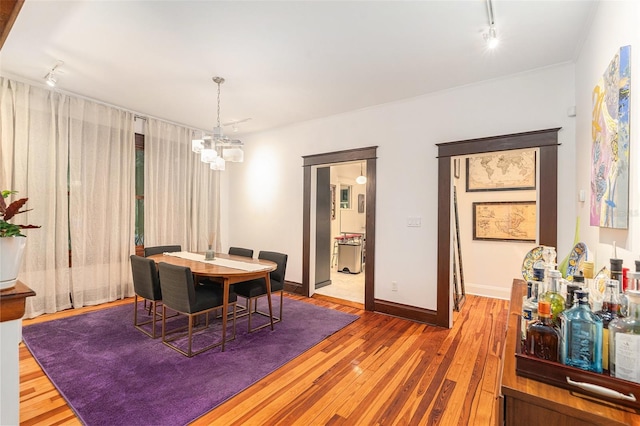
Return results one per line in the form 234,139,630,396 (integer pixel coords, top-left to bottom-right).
0,78,135,317
68,98,135,307
0,78,72,317
144,119,220,253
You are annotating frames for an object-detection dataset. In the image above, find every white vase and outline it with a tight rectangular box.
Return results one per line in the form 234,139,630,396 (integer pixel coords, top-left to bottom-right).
0,236,26,290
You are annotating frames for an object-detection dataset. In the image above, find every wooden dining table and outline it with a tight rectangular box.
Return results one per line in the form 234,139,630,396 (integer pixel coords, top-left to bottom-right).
148,252,277,351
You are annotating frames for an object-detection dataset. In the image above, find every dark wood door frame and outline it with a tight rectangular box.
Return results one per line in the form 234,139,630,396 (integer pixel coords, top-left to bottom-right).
436,128,560,327
302,146,377,311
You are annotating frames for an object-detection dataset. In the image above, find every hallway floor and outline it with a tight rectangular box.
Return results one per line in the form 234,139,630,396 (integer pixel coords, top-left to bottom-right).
314,267,364,304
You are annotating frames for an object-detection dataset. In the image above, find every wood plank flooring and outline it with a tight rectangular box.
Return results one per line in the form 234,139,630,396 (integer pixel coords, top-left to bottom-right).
19,293,508,425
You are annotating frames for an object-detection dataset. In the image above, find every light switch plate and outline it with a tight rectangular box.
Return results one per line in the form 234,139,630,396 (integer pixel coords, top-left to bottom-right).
407,217,422,227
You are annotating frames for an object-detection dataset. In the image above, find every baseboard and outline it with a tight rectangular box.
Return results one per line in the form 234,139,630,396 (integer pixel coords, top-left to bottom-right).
373,299,438,326
312,293,364,309
314,279,331,289
464,282,511,300
284,280,303,295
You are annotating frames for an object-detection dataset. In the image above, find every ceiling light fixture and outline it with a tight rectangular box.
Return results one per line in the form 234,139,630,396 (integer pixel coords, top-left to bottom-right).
192,76,245,170
356,163,367,185
482,0,499,49
44,60,64,87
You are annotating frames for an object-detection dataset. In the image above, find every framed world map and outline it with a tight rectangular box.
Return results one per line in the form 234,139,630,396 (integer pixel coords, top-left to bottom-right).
466,150,536,192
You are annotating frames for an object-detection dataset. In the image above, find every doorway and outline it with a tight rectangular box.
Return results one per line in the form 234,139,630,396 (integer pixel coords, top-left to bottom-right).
314,162,367,304
436,129,560,327
302,146,377,311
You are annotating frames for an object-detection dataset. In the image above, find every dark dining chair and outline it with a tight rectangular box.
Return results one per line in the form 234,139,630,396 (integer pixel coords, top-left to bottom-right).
130,255,165,338
144,245,182,257
228,247,254,258
233,251,288,332
157,262,237,357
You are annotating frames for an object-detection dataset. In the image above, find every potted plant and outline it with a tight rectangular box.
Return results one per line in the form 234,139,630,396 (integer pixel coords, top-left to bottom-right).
0,190,40,290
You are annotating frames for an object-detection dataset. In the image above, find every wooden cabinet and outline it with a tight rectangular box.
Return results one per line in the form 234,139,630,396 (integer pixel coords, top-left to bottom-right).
498,280,640,425
1,281,36,425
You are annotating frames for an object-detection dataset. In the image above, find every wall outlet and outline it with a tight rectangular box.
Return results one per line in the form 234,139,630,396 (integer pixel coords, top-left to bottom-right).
391,281,398,291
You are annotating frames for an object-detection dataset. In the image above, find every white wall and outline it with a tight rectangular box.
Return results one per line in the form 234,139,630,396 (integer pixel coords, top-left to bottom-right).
227,63,577,310
455,150,538,300
575,1,640,275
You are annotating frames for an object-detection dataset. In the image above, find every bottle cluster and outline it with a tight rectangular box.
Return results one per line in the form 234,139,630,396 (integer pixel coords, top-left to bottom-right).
522,254,640,384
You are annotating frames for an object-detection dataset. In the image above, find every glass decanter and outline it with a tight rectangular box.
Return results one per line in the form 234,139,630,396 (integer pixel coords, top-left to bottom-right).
609,290,640,384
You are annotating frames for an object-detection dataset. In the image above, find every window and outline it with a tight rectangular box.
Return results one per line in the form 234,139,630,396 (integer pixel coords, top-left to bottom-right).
340,184,351,209
135,134,144,255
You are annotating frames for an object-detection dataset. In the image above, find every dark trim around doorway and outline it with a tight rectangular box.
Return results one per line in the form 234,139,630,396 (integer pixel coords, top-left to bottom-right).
435,128,560,327
302,146,377,311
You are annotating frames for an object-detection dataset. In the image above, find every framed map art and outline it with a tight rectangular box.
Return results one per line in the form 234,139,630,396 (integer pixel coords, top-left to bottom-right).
472,201,536,242
466,150,536,192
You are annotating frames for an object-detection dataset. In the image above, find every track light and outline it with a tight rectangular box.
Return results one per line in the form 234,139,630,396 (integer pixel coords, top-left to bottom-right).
484,26,499,49
43,60,64,88
45,72,57,87
483,0,498,49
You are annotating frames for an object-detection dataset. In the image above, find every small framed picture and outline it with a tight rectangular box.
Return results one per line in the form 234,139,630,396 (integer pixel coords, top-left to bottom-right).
357,193,365,213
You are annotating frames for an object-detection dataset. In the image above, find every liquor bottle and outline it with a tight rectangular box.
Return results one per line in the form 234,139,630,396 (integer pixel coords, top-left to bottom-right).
527,300,561,362
521,280,535,346
611,258,629,316
594,280,621,371
565,284,582,310
561,290,603,373
521,268,543,347
629,272,640,292
572,271,585,297
541,269,565,326
609,289,640,384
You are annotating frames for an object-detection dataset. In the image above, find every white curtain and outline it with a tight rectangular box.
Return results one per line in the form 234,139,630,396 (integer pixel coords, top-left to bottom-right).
68,98,135,307
145,118,220,252
1,78,135,317
0,78,72,317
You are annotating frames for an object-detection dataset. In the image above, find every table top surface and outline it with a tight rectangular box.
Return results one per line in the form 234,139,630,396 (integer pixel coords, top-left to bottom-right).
0,280,36,299
147,252,276,278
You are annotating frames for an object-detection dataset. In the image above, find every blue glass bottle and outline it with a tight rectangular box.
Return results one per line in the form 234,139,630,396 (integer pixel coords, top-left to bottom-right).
561,290,603,373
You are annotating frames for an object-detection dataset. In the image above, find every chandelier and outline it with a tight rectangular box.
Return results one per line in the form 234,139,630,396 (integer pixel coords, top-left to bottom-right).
192,76,244,171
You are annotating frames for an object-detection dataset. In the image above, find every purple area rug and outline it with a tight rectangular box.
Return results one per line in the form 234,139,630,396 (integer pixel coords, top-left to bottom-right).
22,297,358,426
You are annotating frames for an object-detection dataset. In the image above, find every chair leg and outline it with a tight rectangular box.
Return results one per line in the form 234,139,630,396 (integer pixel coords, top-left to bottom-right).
247,292,283,333
187,314,194,357
228,302,237,342
162,306,230,357
135,295,178,338
247,298,254,332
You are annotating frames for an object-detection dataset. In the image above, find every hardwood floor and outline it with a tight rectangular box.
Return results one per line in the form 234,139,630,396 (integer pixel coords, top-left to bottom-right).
19,293,508,425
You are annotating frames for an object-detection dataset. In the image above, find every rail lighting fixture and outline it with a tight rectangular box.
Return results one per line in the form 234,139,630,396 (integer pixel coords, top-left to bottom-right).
192,76,245,170
483,0,499,49
44,60,64,87
484,26,498,49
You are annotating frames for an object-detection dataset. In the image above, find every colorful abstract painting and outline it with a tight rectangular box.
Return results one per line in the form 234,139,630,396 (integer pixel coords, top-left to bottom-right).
590,45,631,229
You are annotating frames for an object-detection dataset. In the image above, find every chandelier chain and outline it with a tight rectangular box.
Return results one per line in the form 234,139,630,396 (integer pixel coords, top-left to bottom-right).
216,81,221,128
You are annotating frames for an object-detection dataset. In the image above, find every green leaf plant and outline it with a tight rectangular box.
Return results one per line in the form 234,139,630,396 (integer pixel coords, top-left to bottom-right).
0,190,41,237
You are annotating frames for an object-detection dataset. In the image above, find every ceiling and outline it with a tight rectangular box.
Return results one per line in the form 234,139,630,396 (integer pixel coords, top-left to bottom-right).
0,1,597,137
